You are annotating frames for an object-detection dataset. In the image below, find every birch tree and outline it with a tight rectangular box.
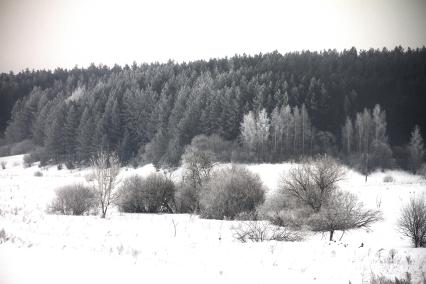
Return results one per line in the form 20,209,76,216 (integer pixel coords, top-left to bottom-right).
407,125,424,173
90,151,121,218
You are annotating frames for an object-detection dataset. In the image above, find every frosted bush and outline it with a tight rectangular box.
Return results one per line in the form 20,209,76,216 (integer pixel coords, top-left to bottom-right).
49,184,96,215
199,166,265,220
383,175,394,183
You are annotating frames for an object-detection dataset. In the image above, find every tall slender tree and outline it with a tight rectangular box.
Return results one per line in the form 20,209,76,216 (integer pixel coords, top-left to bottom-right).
407,125,424,173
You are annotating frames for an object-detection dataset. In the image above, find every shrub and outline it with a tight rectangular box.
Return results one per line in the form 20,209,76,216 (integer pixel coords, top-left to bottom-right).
258,191,312,228
279,155,345,212
393,146,411,171
268,207,314,229
189,134,233,162
307,190,382,241
199,166,265,220
230,146,256,163
10,139,35,155
23,154,34,168
418,164,426,179
369,140,395,170
175,182,199,213
116,173,175,213
234,211,259,221
174,143,217,213
369,273,412,284
49,184,96,215
0,228,7,243
181,144,215,189
34,170,43,177
383,175,394,183
0,144,12,157
23,148,48,168
65,160,75,170
232,221,304,243
398,196,426,247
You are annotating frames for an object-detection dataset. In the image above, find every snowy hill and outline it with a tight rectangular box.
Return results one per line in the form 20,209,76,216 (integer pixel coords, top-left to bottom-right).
0,155,425,284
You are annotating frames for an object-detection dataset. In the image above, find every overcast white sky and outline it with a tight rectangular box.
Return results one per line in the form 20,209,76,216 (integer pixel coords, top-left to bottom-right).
0,0,425,73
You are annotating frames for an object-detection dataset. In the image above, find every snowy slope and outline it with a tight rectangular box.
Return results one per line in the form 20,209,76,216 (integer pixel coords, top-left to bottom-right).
0,155,425,284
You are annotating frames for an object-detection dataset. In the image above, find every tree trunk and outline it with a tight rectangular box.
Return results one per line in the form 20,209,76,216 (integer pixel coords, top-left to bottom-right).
329,230,334,241
101,206,107,218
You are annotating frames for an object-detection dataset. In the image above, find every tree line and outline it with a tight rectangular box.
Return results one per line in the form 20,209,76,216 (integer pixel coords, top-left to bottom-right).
0,47,425,171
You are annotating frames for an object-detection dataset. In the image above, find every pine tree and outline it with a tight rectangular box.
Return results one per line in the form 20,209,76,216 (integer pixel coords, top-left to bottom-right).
64,103,80,163
45,104,67,162
77,107,96,162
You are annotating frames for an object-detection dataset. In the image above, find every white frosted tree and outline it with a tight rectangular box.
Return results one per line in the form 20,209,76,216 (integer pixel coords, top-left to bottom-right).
372,104,387,143
282,105,293,158
352,105,392,180
293,106,301,156
270,106,283,157
241,111,258,155
240,109,270,162
256,109,270,161
300,104,312,155
408,125,424,173
90,151,121,218
341,116,354,155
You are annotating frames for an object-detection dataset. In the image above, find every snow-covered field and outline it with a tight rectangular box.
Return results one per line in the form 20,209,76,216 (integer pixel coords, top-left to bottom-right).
0,155,425,284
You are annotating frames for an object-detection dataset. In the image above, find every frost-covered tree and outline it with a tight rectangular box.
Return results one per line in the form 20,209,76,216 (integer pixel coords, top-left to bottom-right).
300,104,309,155
308,190,382,241
240,108,270,162
341,116,353,155
270,106,283,157
407,125,424,173
293,106,301,156
398,196,426,247
280,155,345,212
256,109,270,161
352,105,392,179
90,151,121,218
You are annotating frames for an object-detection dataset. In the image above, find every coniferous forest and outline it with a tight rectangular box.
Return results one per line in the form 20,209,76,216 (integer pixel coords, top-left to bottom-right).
0,47,425,172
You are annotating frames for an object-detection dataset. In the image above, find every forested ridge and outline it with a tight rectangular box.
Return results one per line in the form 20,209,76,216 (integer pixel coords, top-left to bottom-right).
1,47,425,169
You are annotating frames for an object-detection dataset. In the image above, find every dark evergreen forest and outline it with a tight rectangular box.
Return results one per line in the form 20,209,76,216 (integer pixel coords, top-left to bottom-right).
0,47,425,169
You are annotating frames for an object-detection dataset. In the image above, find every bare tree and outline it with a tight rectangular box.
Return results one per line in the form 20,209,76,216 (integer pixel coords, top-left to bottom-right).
90,151,121,218
181,145,215,189
407,125,424,174
341,116,353,155
232,221,304,243
398,196,426,247
308,190,382,241
280,155,345,212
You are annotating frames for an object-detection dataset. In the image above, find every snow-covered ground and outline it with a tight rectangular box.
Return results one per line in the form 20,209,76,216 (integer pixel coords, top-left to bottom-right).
0,155,425,284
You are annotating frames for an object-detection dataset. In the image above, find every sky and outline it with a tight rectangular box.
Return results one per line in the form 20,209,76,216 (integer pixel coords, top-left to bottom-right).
0,0,425,73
